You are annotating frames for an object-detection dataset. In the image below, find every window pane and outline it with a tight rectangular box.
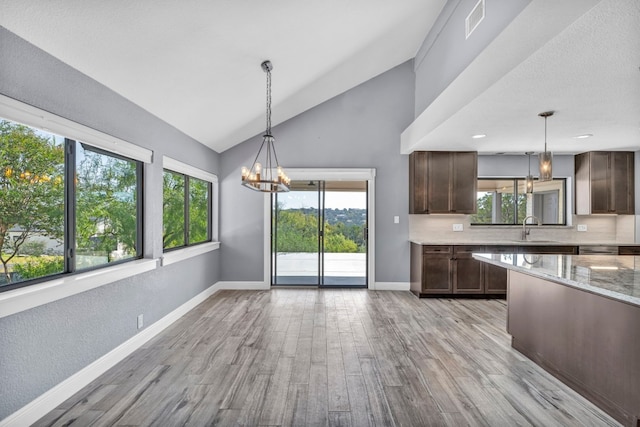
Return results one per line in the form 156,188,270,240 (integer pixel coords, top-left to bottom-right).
471,180,517,224
517,179,565,224
163,170,185,249
189,177,209,244
0,119,65,287
75,143,139,269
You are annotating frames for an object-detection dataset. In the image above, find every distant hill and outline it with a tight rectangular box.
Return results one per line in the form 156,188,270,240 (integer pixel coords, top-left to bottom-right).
281,208,367,226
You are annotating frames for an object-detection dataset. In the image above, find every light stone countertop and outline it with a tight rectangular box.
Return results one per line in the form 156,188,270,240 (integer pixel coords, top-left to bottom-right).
473,253,640,307
410,240,638,246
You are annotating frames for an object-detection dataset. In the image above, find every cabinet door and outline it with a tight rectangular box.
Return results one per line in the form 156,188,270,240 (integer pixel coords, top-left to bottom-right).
484,263,507,294
422,246,452,293
589,152,611,213
426,152,452,213
409,152,428,214
451,152,478,214
423,255,452,292
453,256,483,293
612,152,635,214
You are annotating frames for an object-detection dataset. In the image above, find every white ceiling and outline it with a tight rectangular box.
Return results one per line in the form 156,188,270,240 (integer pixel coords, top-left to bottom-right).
402,0,640,155
0,0,447,153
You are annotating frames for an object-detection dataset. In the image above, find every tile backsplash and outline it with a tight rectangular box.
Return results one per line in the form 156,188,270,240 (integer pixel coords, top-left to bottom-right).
409,214,637,244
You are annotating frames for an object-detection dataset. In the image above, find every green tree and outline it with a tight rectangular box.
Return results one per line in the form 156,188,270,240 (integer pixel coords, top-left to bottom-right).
0,120,64,283
163,171,185,248
189,178,209,243
75,145,138,264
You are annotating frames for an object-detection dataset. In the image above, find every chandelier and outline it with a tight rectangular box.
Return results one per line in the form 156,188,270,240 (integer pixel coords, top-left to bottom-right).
241,60,290,192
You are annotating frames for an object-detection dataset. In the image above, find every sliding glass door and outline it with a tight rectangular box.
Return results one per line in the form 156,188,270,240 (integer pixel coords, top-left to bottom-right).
272,180,367,287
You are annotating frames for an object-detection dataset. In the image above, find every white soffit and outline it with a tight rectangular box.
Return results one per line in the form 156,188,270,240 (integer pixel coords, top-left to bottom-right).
0,1,447,153
402,0,640,155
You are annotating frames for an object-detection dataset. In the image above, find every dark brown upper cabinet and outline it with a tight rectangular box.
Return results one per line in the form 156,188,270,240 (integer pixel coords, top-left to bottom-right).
575,151,635,215
409,151,478,214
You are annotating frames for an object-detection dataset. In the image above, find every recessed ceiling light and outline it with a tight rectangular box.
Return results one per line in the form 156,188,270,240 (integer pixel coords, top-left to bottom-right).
573,134,593,139
472,134,486,139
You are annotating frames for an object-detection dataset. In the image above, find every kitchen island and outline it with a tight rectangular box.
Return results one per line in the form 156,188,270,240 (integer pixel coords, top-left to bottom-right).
474,253,640,427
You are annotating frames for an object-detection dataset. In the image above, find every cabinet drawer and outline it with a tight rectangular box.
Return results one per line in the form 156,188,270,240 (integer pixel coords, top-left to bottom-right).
520,246,577,255
453,245,485,255
423,245,452,255
619,246,640,255
484,245,516,254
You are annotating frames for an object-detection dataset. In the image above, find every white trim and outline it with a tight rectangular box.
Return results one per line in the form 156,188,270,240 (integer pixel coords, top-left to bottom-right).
373,282,410,291
162,156,218,183
0,94,152,163
0,259,158,319
0,282,221,427
160,242,220,266
263,168,376,288
216,281,270,290
264,195,272,285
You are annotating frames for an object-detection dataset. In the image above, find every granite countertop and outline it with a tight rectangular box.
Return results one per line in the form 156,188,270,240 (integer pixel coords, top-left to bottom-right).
410,240,638,246
473,253,640,307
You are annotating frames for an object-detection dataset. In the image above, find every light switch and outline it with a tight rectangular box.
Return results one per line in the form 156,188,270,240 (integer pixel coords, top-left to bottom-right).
453,223,464,232
393,216,399,224
577,224,588,232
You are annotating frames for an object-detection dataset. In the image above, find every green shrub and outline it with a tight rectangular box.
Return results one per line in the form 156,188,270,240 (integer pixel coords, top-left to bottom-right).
13,257,64,280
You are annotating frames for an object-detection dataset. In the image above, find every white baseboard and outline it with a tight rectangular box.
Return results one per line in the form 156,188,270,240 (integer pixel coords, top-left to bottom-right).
216,281,270,290
373,282,410,291
0,282,222,427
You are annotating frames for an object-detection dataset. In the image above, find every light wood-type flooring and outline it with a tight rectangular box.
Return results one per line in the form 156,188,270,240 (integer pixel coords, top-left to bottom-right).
34,289,620,426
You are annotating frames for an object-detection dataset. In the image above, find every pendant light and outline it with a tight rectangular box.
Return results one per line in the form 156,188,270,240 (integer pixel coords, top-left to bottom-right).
241,60,290,192
538,111,554,182
525,152,534,194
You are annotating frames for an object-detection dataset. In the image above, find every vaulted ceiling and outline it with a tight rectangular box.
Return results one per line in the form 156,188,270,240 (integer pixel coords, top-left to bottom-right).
1,0,638,155
0,0,447,153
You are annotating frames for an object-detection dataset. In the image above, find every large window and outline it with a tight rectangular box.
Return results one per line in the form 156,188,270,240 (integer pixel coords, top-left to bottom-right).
163,169,211,250
471,178,566,225
0,118,142,291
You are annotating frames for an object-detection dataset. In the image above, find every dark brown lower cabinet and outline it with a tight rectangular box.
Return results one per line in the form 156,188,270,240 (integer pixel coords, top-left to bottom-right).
410,243,579,298
411,244,503,297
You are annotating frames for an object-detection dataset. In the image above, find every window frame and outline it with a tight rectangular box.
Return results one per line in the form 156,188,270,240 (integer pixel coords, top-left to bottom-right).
0,95,154,312
161,156,219,266
471,177,567,226
0,124,145,293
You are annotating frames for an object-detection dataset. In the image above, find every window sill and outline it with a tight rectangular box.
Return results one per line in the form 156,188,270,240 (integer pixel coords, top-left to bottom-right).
0,258,158,319
161,241,220,266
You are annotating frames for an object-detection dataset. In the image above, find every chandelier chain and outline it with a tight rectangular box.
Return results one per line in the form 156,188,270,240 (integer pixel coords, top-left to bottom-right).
266,67,272,135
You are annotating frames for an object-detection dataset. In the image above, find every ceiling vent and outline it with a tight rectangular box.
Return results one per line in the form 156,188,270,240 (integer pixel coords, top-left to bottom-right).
465,0,485,39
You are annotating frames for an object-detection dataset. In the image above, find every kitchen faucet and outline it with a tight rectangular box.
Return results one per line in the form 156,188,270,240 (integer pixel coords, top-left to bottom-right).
522,215,541,241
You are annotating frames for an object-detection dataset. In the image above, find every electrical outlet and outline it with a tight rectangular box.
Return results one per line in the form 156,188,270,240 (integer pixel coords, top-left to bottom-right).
137,314,144,329
577,224,588,232
393,216,399,224
452,223,464,232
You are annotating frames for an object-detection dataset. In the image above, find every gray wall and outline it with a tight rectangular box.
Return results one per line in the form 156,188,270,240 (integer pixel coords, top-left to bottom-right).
0,27,220,419
478,154,575,178
414,0,531,117
220,61,415,283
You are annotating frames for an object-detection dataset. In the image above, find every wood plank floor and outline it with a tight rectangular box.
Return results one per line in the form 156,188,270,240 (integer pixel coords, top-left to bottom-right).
34,290,620,426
